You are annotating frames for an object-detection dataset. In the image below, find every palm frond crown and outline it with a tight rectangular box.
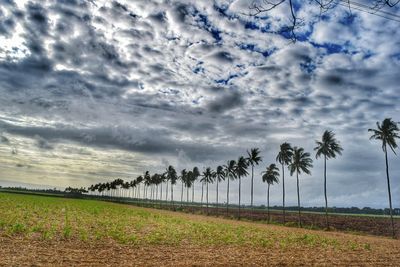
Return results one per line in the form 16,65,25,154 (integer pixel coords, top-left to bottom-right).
247,148,262,166
288,147,313,176
368,118,400,154
314,130,343,159
276,142,293,165
262,164,280,185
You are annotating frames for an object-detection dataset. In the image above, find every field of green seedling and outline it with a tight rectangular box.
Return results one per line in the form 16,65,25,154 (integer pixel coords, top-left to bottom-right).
0,192,341,247
1,192,399,266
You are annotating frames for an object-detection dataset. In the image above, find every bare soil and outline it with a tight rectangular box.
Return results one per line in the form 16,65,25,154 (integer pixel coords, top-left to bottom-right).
152,203,400,238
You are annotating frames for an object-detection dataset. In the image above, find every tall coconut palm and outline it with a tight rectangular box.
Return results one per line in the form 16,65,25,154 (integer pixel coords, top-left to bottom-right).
314,130,343,229
200,179,204,206
186,171,193,204
136,175,143,202
246,148,262,212
180,169,187,206
201,167,215,215
215,165,225,213
165,172,169,203
143,171,150,202
166,165,178,210
369,118,399,238
224,160,237,216
131,181,136,199
288,147,313,227
276,142,293,223
159,172,166,207
261,164,280,222
235,156,249,219
192,167,200,203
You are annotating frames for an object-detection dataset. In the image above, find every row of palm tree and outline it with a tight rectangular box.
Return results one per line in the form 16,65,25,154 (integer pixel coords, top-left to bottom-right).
84,118,399,237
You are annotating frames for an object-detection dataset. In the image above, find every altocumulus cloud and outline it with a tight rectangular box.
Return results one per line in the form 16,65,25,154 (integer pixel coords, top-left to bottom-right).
0,0,399,208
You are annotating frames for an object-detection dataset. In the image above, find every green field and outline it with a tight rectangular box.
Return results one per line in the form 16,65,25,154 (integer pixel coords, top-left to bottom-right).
1,192,400,266
0,192,359,248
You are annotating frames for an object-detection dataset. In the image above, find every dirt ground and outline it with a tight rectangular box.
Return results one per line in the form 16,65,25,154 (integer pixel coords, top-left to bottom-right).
158,204,400,238
1,209,400,266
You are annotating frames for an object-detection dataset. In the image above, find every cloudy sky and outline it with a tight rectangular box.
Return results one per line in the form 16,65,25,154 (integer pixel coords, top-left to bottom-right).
0,0,399,208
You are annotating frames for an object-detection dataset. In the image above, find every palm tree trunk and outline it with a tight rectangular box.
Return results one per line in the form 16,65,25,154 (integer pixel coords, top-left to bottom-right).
206,182,209,215
187,186,189,206
192,184,194,203
267,184,270,223
165,181,168,204
239,176,241,220
324,155,329,229
171,183,174,210
384,146,395,238
216,179,219,215
282,163,285,223
160,183,163,208
201,182,204,209
251,164,254,213
156,185,158,205
181,182,184,206
226,178,230,216
296,171,302,227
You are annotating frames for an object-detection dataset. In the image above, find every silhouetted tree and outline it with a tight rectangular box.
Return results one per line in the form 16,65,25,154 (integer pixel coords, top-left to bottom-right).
180,169,187,206
201,167,215,215
288,147,313,227
235,156,249,219
314,130,343,229
215,165,225,213
369,118,399,238
262,164,280,222
192,167,200,203
166,165,178,209
246,148,262,213
224,160,237,216
276,142,293,223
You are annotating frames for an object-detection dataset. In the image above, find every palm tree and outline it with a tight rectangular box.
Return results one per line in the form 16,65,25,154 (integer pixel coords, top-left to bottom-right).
192,167,200,203
129,180,136,198
215,165,225,213
166,165,178,210
246,148,262,212
186,171,193,204
151,173,161,205
136,176,143,202
201,167,215,215
276,142,293,223
288,147,313,227
369,118,399,238
235,156,249,219
224,160,237,216
261,164,279,222
314,130,343,229
159,172,166,207
200,178,204,207
180,169,187,206
143,171,150,203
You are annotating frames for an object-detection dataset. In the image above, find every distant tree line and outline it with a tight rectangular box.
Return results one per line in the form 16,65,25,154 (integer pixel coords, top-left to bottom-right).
0,186,87,195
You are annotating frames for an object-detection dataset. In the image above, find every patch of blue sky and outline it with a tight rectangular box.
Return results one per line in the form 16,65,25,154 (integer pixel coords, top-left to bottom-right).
214,73,239,85
237,43,276,57
192,9,222,43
